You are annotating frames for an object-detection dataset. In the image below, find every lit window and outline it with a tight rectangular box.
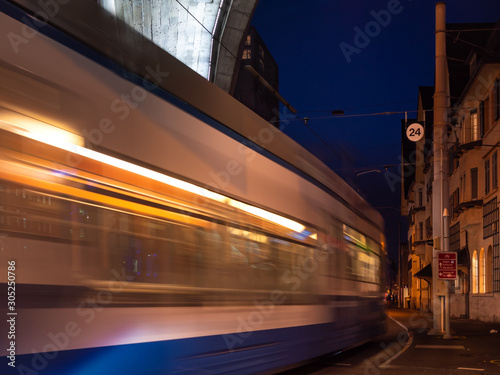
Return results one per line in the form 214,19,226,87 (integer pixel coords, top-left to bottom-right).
242,49,251,59
245,35,251,45
471,110,478,141
472,250,478,293
480,248,485,293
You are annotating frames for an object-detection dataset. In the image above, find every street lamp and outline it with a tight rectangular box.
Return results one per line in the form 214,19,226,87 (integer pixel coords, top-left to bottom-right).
355,169,381,192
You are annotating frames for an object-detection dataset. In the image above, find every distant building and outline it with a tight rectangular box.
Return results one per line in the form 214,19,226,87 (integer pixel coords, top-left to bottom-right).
401,20,500,322
232,26,280,125
402,86,434,311
398,241,410,308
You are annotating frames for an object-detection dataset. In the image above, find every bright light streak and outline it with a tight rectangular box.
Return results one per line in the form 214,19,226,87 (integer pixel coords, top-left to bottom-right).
2,116,307,233
0,111,83,147
228,200,305,233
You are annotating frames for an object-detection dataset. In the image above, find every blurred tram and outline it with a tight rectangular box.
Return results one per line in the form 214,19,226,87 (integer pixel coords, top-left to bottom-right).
0,1,386,374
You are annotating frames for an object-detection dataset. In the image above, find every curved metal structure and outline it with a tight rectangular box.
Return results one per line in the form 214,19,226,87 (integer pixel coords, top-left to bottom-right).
98,0,258,91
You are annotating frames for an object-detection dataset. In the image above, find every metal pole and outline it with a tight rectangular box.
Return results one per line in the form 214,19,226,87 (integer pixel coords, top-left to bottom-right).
398,218,401,307
441,296,444,329
431,1,449,335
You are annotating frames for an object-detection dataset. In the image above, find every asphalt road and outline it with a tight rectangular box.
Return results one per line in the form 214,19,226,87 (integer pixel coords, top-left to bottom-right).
279,308,500,375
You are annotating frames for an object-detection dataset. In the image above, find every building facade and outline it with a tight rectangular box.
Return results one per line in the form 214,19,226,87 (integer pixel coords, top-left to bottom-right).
402,21,500,321
447,50,500,321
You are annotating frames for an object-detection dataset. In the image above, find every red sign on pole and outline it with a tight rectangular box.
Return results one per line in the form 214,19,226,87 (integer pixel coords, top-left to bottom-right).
438,252,457,279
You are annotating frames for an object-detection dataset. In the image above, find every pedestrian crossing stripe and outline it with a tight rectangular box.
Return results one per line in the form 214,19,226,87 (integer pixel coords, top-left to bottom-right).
415,344,465,349
457,368,485,372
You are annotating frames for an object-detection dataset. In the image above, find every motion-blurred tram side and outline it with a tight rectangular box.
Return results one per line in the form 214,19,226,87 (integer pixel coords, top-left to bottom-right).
0,1,386,374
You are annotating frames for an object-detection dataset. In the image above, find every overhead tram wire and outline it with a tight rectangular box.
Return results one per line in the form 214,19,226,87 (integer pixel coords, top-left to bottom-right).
166,4,346,166
293,99,417,115
172,2,416,139
242,59,346,162
171,2,426,162
332,162,419,174
308,110,417,120
171,0,337,162
279,105,500,123
171,4,470,167
301,116,345,162
445,31,500,59
170,6,499,117
273,109,423,123
446,27,500,32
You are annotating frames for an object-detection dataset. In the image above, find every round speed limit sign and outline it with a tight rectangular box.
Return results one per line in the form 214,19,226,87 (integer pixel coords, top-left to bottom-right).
406,123,424,142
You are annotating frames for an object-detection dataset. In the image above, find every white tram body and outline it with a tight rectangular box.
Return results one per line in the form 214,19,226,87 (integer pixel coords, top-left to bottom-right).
0,1,386,374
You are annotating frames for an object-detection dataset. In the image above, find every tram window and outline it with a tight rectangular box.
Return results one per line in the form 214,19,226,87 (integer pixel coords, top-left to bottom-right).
342,224,381,283
0,182,72,240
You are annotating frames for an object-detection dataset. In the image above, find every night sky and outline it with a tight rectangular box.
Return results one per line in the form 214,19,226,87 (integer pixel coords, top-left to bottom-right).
251,0,500,265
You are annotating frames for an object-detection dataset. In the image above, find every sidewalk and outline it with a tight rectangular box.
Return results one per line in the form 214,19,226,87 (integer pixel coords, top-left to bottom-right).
383,308,500,374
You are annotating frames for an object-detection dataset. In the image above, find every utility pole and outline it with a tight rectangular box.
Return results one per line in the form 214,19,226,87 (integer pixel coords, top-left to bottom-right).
430,1,449,335
443,208,452,338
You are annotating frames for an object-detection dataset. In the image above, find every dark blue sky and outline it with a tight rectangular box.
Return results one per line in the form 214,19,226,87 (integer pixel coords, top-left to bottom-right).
252,0,500,262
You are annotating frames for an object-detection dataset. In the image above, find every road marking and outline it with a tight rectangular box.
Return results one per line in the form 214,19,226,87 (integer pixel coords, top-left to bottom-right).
415,344,465,349
379,315,413,368
457,368,485,372
385,364,455,371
